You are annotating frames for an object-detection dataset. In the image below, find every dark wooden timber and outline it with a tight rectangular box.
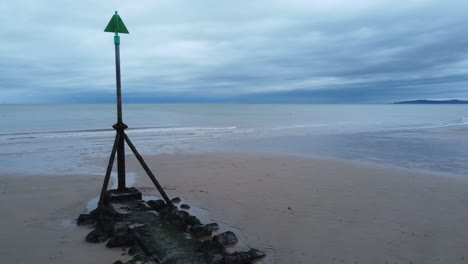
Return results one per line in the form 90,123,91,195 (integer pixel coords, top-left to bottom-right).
114,42,126,191
98,133,119,206
124,133,174,208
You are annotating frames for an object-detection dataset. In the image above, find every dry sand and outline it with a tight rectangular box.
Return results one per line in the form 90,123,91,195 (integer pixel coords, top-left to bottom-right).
2,153,468,264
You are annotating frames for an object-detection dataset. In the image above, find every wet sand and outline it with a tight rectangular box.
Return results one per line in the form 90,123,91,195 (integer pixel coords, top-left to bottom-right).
127,153,468,264
2,153,468,264
0,175,130,264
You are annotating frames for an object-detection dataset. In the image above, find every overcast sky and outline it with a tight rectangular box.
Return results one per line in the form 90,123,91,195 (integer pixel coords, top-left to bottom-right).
1,0,468,103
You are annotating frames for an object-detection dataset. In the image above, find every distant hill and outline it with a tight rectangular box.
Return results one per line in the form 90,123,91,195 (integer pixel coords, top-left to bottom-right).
394,99,468,104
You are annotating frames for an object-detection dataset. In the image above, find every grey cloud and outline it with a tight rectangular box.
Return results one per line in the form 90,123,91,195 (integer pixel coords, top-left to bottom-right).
1,0,468,103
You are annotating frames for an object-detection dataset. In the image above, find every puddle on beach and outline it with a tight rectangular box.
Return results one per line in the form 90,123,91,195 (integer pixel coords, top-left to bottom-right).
60,219,76,229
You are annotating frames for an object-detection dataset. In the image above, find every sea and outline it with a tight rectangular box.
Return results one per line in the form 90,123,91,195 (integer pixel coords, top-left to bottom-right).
1,104,468,176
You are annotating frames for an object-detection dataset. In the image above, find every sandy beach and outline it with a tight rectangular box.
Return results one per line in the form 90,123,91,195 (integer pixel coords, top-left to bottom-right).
2,152,468,263
0,174,130,264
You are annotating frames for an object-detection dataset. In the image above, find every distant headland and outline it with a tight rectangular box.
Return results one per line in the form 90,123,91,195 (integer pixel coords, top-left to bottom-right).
394,99,468,104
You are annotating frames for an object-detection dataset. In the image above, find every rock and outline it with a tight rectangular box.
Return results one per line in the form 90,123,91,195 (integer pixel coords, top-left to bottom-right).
129,254,158,264
180,204,190,210
113,222,128,234
90,204,119,221
85,228,109,243
96,215,118,235
160,209,188,222
113,261,124,264
223,252,253,264
134,201,151,211
157,208,170,218
184,215,201,226
248,248,266,260
213,231,238,246
77,213,95,226
174,209,189,219
147,199,167,212
197,240,226,254
128,245,143,256
130,225,151,238
211,254,225,264
205,223,220,232
171,219,188,232
106,233,136,248
106,187,142,203
171,197,182,204
190,225,213,238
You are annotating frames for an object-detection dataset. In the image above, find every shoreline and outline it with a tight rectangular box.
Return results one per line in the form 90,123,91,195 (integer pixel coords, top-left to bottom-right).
2,152,468,263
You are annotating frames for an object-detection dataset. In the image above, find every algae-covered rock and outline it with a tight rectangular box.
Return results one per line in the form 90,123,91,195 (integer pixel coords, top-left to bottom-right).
197,240,226,255
128,245,143,256
86,228,109,243
147,199,167,212
81,190,266,264
171,197,182,204
77,213,95,225
106,233,136,248
223,252,253,264
180,204,190,210
248,248,266,260
113,221,128,234
222,248,266,263
213,231,238,246
126,254,158,264
204,223,220,232
191,225,213,238
185,215,202,226
134,201,152,211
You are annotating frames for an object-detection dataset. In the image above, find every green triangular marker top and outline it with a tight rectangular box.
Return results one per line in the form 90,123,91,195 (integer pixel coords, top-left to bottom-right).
104,11,129,34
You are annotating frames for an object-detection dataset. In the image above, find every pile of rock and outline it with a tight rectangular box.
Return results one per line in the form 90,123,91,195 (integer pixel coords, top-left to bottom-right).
77,194,265,264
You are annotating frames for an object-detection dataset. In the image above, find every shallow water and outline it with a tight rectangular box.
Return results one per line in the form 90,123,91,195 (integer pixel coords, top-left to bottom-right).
1,104,468,176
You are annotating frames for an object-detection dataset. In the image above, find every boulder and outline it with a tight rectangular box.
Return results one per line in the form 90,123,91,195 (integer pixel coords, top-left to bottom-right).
171,219,188,232
113,221,128,234
174,209,189,219
134,201,151,211
197,240,226,255
160,209,188,222
180,204,190,210
106,233,136,248
147,199,167,212
96,215,118,235
190,225,213,238
223,252,252,264
184,215,202,226
171,197,182,204
128,245,143,256
77,213,95,226
204,223,220,232
248,248,266,260
221,248,265,263
213,231,238,246
85,228,109,243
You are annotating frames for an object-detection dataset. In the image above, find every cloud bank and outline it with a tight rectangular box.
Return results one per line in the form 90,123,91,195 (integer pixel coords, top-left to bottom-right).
1,0,468,103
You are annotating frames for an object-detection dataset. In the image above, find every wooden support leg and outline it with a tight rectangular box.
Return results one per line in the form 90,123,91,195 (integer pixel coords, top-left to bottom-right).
123,133,174,209
98,133,120,206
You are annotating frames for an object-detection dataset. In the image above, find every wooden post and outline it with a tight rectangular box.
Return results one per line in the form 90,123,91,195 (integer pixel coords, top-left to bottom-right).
124,133,174,208
98,133,119,206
